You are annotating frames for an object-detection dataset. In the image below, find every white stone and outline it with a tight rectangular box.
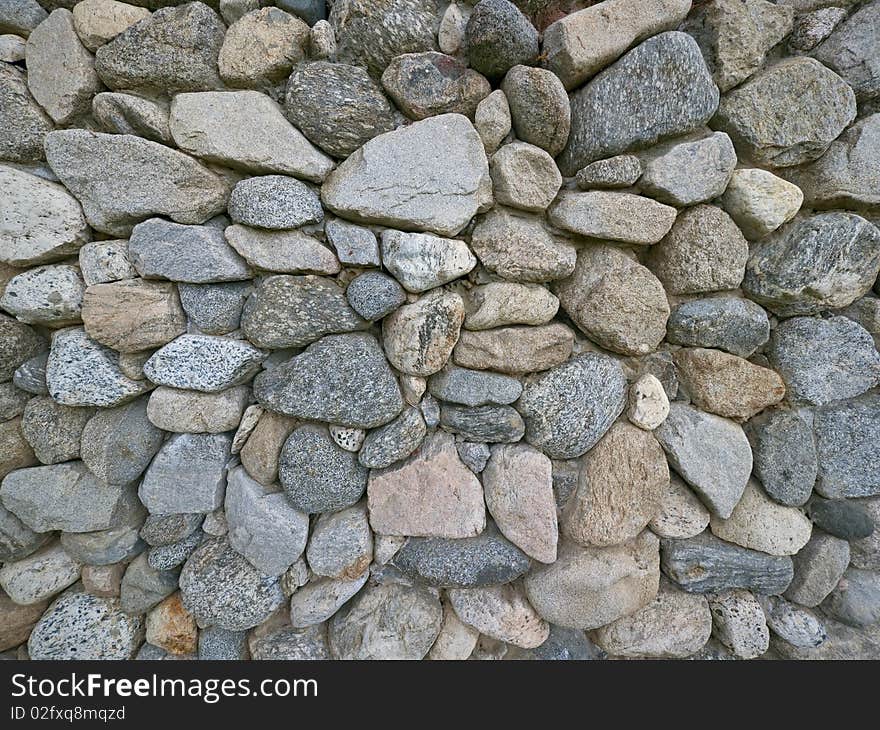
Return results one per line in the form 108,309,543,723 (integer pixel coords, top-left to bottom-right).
380,230,476,293
627,373,670,430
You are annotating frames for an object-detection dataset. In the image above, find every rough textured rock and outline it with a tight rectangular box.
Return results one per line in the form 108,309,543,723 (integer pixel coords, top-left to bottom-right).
78,240,137,287
463,282,558,331
321,114,492,237
21,396,92,464
500,64,569,157
489,142,561,213
712,57,856,168
449,583,549,648
812,1,880,101
517,353,626,459
72,0,151,52
44,130,231,237
146,386,249,434
383,290,464,377
627,374,670,431
813,394,880,499
549,192,676,246
453,325,570,376
666,297,770,358
289,574,368,628
439,404,524,443
91,91,171,144
380,230,476,293
0,543,81,606
428,365,521,407
306,502,372,580
474,88,510,154
746,409,817,507
808,498,875,542
785,532,850,607
0,61,53,163
1,264,84,327
654,404,752,519
649,473,711,539
465,0,538,79
708,589,770,659
722,167,803,239
525,532,660,630
559,32,720,175
554,244,670,357
226,225,339,276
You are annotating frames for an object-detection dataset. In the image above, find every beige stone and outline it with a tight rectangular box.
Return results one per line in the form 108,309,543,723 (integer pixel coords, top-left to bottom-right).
710,480,812,556
383,290,464,377
474,89,510,154
72,0,150,51
593,581,712,658
81,279,186,353
0,588,47,651
490,142,562,212
81,563,125,598
563,423,669,547
464,282,558,331
428,597,480,660
708,589,770,659
524,532,661,630
225,225,340,275
649,473,711,539
0,418,37,480
147,386,250,434
482,443,558,563
549,191,678,245
367,431,485,538
721,168,803,239
554,244,670,356
453,323,574,375
674,347,785,420
448,583,549,649
239,410,296,485
145,593,197,655
627,373,670,430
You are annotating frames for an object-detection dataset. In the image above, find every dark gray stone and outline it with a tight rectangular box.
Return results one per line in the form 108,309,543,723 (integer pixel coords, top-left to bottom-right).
428,365,522,407
284,61,397,158
821,568,880,627
743,213,880,317
558,32,719,175
228,176,323,230
745,409,818,507
767,316,880,407
147,530,202,571
179,537,286,630
813,0,880,101
500,64,571,158
506,624,602,660
813,393,880,499
517,353,627,459
465,0,538,79
253,333,403,429
0,0,47,37
60,511,146,566
440,404,524,443
0,314,45,382
12,353,48,395
345,272,406,321
393,526,530,588
358,407,426,469
198,625,248,660
276,0,326,25
21,396,92,465
661,532,794,594
0,62,53,163
120,552,178,615
666,297,770,358
808,498,875,541
178,281,251,336
241,275,366,349
279,425,368,513
140,513,203,548
94,2,226,93
457,439,491,474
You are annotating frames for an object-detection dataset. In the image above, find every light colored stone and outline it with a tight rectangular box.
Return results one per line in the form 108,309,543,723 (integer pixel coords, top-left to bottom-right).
0,543,81,605
20,396,92,465
549,191,677,245
464,282,558,331
453,323,574,375
380,230,476,293
489,142,562,213
786,532,851,607
474,88,510,154
448,583,549,649
240,411,295,485
78,240,137,286
383,290,464,377
367,431,486,538
1,264,84,327
289,574,368,628
722,168,803,239
482,443,558,563
225,225,340,275
708,588,770,659
0,588,47,650
0,34,26,62
627,374,669,430
72,0,150,51
649,473,711,539
428,597,479,660
145,592,197,655
91,91,171,144
0,418,37,480
306,502,372,580
146,386,249,434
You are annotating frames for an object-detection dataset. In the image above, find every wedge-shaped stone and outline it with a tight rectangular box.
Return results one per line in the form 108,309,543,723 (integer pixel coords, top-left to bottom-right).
548,192,677,245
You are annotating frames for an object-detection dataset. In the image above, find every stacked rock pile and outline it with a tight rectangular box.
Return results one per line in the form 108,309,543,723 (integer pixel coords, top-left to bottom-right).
1,0,880,660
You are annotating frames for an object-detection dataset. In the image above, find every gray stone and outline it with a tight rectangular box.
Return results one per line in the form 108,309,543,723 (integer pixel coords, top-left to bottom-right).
649,473,711,540
324,219,380,267
328,581,442,660
712,57,856,168
178,282,251,336
253,333,403,429
179,537,286,631
94,2,225,93
0,35,24,62
469,208,576,283
548,191,677,246
0,461,135,533
517,353,627,459
785,532,850,606
743,213,880,317
440,404,524,443
146,386,249,433
321,113,492,238
474,88,510,154
784,114,880,212
80,397,163,484
345,272,406,322
666,297,770,358
382,290,464,377
60,502,145,566
225,467,308,577
284,61,397,159
358,407,426,469
139,433,231,515
707,589,770,659
500,64,570,157
241,275,365,349
648,205,749,295
306,502,372,580
506,624,602,661
381,51,490,120
0,417,36,481
21,396,91,464
1,264,84,327
0,0,46,37
813,393,880,499
198,626,248,660
638,131,737,207
129,218,250,284
767,316,880,407
789,6,847,52
91,91,171,144
44,130,231,237
808,498,875,541
380,229,476,293
279,425,368,514
554,243,670,357
465,0,538,79
654,404,752,519
745,409,817,507
77,240,137,287
228,176,323,230
813,1,880,101
455,323,574,375
489,142,562,213
0,314,44,382
0,62,52,163
0,382,30,422
455,440,491,474
12,353,47,395
330,0,437,79
120,552,178,615
464,282,559,331
428,365,521,407
225,225,339,276
822,568,880,627
140,513,203,548
0,166,89,267
575,155,642,190
559,32,719,175
449,582,549,648
0,501,48,562
762,595,827,649
0,543,81,605
46,328,151,407
25,9,101,125
289,574,368,628
249,624,331,660
143,334,267,393
851,498,880,570
29,589,143,660
147,530,202,571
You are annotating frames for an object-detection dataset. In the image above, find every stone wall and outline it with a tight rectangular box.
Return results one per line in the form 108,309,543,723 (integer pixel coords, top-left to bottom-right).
1,0,879,660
